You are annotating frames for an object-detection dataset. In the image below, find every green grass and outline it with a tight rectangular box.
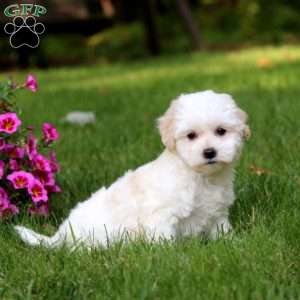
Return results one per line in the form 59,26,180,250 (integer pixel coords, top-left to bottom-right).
1,46,300,299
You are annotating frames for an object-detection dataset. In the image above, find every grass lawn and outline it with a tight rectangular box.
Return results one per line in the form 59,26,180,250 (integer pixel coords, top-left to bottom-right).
0,46,300,299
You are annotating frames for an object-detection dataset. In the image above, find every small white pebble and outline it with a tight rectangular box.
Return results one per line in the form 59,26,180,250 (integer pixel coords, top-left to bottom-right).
63,111,96,126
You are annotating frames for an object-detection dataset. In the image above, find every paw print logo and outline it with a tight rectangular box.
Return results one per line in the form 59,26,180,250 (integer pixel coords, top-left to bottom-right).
4,16,45,48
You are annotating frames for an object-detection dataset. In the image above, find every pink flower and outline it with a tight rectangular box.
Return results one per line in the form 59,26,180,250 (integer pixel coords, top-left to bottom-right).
28,202,49,217
33,154,51,172
49,151,60,173
46,184,61,193
9,159,20,171
42,123,59,143
0,161,4,179
25,74,38,92
34,170,55,186
0,187,9,207
4,144,24,159
26,132,38,160
7,171,34,189
0,187,19,218
0,112,21,134
0,138,6,150
28,179,48,203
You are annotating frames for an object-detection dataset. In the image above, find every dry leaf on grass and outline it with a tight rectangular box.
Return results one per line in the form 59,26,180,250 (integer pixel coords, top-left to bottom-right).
256,57,273,69
250,164,272,176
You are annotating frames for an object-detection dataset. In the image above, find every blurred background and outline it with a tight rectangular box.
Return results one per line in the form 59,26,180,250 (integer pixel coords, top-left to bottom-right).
1,0,300,70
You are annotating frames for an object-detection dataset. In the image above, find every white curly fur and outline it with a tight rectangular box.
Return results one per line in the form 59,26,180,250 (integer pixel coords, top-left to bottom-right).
15,90,250,248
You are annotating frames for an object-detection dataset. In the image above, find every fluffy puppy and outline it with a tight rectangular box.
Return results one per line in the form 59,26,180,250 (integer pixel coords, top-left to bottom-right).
15,90,250,248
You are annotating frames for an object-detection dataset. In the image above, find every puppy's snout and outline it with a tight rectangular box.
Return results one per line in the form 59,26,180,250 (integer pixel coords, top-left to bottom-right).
203,148,217,159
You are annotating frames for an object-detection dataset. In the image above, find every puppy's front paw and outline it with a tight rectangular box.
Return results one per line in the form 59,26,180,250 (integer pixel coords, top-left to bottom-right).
209,218,232,240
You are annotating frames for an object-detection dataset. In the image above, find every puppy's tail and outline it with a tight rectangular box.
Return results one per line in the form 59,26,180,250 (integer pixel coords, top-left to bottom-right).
14,226,62,248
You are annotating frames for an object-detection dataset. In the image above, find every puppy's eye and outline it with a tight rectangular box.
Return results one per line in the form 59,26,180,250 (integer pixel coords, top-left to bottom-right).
215,127,226,136
187,132,197,140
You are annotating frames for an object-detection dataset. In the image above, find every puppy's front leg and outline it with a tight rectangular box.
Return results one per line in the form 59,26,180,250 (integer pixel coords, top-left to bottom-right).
146,223,175,242
208,217,232,240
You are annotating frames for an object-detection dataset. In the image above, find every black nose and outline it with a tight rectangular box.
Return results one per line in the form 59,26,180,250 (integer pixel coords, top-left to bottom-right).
203,148,217,159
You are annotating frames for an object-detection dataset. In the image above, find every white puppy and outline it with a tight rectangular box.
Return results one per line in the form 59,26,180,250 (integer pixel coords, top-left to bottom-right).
15,90,250,248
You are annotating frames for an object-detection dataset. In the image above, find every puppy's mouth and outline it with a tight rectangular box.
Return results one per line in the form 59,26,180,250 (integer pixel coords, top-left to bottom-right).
206,160,217,165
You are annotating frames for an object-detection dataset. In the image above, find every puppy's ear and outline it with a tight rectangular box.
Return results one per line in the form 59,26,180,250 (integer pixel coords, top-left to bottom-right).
157,100,178,151
236,108,251,140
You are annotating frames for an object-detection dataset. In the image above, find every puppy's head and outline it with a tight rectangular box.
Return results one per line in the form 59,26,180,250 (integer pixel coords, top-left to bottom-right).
157,91,250,174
